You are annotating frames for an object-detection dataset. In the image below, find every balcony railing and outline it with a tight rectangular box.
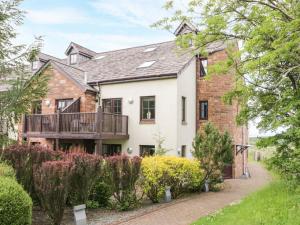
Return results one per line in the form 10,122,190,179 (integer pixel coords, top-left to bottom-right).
23,111,129,139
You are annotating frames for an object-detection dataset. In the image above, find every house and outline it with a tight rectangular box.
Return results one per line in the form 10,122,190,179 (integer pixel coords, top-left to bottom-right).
20,22,248,178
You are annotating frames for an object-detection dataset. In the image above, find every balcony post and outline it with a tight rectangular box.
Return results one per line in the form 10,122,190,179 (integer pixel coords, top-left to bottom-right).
55,109,61,150
22,114,26,135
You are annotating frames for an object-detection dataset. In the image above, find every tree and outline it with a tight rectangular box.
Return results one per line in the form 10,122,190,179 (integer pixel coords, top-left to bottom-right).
156,0,300,186
192,123,233,182
0,0,47,148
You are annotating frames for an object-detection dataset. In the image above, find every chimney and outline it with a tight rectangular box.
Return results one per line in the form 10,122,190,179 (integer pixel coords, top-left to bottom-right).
84,71,88,84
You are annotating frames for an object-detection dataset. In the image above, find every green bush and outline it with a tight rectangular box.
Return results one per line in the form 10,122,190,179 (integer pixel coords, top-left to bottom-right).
0,176,32,225
0,162,15,178
141,156,204,203
89,179,112,208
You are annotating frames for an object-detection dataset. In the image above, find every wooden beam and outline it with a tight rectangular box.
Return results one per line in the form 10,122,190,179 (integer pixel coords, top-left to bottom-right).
95,139,102,155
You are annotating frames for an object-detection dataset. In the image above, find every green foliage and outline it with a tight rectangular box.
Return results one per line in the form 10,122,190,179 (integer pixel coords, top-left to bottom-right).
105,155,142,211
67,153,102,206
0,176,32,225
192,123,233,182
89,179,112,208
141,156,204,202
1,144,64,196
153,131,170,155
156,0,300,187
193,180,300,225
0,0,46,148
0,161,15,178
34,160,72,225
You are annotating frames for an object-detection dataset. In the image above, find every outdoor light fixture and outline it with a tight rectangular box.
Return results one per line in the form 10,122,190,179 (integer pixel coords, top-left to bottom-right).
127,147,133,154
128,98,134,104
45,99,51,107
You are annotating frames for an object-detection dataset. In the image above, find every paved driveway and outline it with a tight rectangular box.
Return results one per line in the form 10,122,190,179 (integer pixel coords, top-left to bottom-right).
117,162,272,225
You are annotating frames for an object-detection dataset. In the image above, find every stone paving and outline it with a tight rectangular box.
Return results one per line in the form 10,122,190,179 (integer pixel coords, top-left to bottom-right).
115,162,272,225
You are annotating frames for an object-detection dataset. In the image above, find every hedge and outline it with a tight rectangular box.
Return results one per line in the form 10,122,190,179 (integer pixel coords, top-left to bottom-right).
141,156,204,202
0,176,32,225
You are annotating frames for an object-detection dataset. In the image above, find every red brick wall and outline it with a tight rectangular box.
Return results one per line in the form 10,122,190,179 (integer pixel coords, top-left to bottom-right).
196,50,248,178
19,65,96,148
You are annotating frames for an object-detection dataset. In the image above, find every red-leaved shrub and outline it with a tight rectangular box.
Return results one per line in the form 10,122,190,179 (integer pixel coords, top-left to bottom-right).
34,160,72,225
66,152,102,205
105,155,142,210
1,144,64,196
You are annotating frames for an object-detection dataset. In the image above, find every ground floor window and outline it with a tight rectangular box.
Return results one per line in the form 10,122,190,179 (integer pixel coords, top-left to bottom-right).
140,145,155,157
102,144,122,156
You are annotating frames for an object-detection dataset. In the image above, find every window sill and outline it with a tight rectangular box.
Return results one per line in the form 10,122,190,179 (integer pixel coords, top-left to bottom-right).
140,120,155,124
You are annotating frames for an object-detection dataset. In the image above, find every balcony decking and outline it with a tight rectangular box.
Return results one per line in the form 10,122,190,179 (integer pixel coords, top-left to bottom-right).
23,111,129,140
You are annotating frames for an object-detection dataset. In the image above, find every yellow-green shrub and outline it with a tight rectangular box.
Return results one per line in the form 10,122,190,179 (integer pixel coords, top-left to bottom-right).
141,156,204,202
0,162,15,179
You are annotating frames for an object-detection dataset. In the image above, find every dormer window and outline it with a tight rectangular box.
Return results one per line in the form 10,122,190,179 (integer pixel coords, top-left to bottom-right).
32,61,39,70
70,54,77,65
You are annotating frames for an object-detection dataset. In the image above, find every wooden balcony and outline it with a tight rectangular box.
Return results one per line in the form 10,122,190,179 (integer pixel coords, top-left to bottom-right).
23,111,129,140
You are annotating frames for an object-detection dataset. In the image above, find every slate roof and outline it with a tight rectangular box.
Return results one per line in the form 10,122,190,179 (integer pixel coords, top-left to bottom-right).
65,42,97,57
35,39,229,90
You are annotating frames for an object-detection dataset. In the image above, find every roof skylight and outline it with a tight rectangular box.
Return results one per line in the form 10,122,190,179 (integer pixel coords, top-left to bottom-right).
143,47,157,52
94,55,105,60
137,61,156,68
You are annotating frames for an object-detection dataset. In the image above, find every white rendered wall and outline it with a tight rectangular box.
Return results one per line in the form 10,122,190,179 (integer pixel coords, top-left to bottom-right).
177,58,197,158
100,78,178,156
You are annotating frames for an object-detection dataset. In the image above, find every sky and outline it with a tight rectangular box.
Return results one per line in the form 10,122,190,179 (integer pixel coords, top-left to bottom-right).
16,0,270,137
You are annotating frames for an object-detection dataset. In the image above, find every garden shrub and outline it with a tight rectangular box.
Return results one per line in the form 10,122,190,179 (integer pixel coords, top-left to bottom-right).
141,156,204,202
1,144,64,196
89,179,112,208
105,155,142,211
0,176,32,225
34,160,72,225
67,152,102,206
192,123,233,185
0,161,15,178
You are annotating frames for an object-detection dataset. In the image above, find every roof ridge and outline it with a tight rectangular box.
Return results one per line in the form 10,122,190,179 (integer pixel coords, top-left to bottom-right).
39,52,63,60
50,59,86,73
93,40,175,56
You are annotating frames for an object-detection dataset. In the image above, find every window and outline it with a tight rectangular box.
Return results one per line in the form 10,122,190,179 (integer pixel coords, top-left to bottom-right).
56,98,73,110
70,54,77,64
199,58,208,77
182,96,186,123
181,145,186,157
102,98,122,114
140,145,155,157
94,55,105,60
199,101,208,120
102,144,121,156
137,61,156,68
140,96,155,121
32,61,39,70
32,100,42,114
143,47,157,52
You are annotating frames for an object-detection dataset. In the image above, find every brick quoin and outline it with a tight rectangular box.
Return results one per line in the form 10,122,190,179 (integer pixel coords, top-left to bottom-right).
196,49,248,178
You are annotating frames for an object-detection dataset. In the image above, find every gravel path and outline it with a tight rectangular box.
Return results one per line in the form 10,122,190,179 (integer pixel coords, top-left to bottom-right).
32,162,271,225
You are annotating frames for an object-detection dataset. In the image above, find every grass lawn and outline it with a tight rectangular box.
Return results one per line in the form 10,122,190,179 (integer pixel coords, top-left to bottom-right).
192,179,300,225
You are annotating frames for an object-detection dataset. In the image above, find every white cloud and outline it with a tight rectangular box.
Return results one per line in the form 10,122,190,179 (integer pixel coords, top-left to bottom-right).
26,8,90,24
90,0,172,27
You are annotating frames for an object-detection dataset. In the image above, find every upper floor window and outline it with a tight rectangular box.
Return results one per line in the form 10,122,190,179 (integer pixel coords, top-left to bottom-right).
56,98,73,110
199,58,208,77
32,61,39,70
70,54,77,65
199,101,208,120
102,98,122,114
140,96,155,122
32,100,42,114
182,96,186,123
